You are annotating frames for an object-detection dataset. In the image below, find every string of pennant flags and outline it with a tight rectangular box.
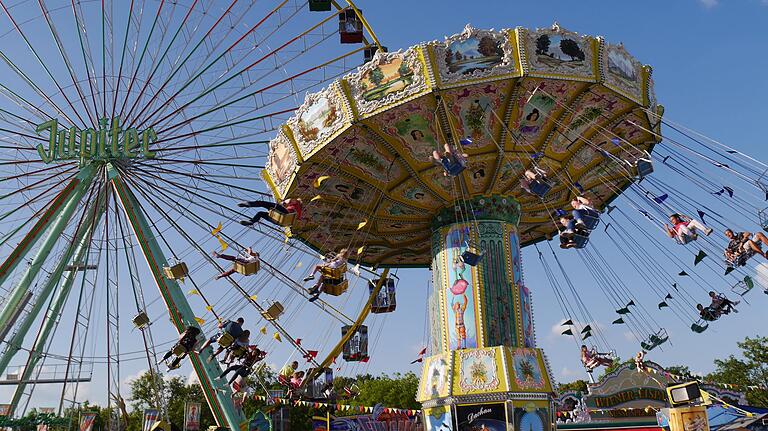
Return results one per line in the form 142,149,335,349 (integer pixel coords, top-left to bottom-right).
249,395,421,417
641,366,768,392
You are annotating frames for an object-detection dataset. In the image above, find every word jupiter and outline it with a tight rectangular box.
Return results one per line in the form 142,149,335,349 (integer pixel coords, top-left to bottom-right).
35,117,158,164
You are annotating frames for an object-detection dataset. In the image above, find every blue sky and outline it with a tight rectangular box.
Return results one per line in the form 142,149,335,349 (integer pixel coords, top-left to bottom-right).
2,0,768,412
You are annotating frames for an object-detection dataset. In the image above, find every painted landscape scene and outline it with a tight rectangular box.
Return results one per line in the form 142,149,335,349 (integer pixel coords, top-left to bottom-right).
445,35,504,75
360,56,414,101
534,34,586,68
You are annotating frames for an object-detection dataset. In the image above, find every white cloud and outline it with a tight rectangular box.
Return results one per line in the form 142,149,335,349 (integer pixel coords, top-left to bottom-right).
559,367,578,378
699,0,718,7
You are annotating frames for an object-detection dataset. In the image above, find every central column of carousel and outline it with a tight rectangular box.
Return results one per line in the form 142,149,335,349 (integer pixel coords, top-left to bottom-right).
418,195,556,431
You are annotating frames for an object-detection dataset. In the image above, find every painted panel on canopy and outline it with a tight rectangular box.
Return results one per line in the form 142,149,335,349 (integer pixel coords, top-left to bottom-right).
610,112,656,144
443,225,480,351
489,157,525,195
522,24,597,80
382,247,429,266
389,176,445,210
462,152,499,195
442,81,511,153
345,48,430,119
368,98,440,169
291,164,378,206
546,86,632,156
511,79,583,148
432,25,519,87
264,131,298,199
578,159,628,190
420,165,454,201
320,127,407,184
453,347,507,395
602,42,645,105
375,198,430,220
375,219,431,236
287,82,349,159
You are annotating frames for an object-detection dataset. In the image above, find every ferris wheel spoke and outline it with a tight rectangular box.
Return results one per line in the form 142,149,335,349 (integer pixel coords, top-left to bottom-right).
113,0,168,122
123,0,242,126
0,0,89,127
70,0,104,118
107,0,136,121
128,162,256,211
145,14,355,133
129,0,304,129
118,0,197,123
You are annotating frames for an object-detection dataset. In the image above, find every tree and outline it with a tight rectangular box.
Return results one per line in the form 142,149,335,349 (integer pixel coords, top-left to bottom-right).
128,371,215,430
559,38,585,61
397,62,412,78
535,34,550,55
369,67,385,86
557,380,588,393
454,51,463,62
477,36,499,58
707,336,768,407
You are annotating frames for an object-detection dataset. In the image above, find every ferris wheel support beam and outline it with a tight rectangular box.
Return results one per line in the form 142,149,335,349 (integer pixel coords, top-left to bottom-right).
4,199,106,416
108,165,244,431
0,164,97,337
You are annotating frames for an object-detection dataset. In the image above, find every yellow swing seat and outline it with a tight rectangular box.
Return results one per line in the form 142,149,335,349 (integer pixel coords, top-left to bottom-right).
269,209,296,227
320,264,347,279
172,344,187,356
229,345,247,358
163,262,189,280
132,311,150,328
217,332,235,348
261,302,285,321
234,260,260,276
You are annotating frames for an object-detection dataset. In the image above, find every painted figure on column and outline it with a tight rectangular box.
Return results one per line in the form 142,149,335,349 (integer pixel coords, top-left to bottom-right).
520,283,535,348
445,225,478,350
452,293,468,349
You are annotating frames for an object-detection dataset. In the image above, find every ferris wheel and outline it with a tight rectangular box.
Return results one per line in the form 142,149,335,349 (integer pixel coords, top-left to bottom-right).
0,0,388,428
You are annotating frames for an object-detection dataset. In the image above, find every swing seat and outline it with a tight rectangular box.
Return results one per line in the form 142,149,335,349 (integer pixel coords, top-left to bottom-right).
460,247,483,266
731,276,754,296
339,10,363,44
229,345,247,358
234,260,260,276
269,209,296,227
323,277,348,296
529,180,552,198
261,302,285,321
320,264,347,279
572,234,590,249
172,344,187,356
369,278,397,314
759,208,768,232
675,232,698,245
132,311,150,329
217,332,235,348
578,213,600,230
163,262,189,280
636,158,654,179
442,159,466,176
308,0,332,11
166,357,182,370
640,330,668,351
690,321,709,333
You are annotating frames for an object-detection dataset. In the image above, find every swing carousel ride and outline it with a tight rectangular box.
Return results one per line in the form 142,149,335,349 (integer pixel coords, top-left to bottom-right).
0,0,767,429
